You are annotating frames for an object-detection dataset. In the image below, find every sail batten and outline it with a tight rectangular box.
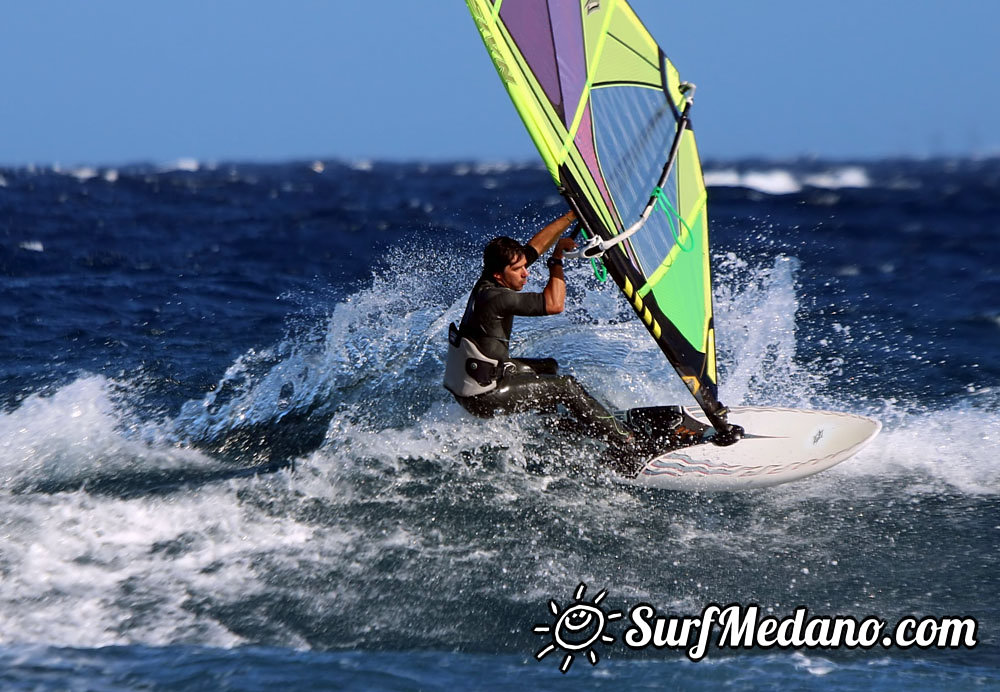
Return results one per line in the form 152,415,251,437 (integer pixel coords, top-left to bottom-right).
467,0,727,423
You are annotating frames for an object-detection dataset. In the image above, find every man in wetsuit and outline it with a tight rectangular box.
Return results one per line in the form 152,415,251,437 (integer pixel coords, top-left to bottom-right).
443,209,632,448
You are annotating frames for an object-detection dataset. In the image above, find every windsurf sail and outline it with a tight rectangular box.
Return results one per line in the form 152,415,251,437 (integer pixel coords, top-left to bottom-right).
466,0,733,433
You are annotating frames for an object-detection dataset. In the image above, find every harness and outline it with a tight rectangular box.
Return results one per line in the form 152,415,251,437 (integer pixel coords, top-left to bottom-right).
443,323,513,397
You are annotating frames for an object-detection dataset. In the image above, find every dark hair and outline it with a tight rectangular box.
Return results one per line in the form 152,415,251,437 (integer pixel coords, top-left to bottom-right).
483,237,525,275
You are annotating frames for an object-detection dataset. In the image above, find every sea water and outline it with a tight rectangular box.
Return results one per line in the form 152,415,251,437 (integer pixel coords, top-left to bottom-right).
0,158,997,689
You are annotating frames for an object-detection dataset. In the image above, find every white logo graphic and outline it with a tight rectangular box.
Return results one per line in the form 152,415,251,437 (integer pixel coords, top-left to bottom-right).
533,583,622,673
531,584,977,673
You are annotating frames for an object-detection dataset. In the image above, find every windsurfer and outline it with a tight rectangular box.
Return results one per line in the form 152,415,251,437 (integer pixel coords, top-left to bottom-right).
443,209,635,453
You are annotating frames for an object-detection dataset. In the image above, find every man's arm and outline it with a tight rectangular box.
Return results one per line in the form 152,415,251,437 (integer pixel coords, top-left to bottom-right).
526,209,576,258
542,238,575,314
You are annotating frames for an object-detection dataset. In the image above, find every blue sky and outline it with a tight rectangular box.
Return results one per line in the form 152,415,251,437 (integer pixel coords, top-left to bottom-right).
1,1,997,166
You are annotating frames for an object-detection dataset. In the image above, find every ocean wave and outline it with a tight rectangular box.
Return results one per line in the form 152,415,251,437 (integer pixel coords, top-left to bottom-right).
0,242,994,652
823,399,1000,496
158,158,202,173
0,376,224,496
704,166,871,195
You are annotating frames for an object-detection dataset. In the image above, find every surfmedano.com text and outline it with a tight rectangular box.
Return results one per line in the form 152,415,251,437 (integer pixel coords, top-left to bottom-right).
624,603,978,661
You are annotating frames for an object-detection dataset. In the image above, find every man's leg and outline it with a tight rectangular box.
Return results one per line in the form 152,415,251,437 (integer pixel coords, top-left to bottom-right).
460,372,631,444
455,373,646,476
508,358,559,376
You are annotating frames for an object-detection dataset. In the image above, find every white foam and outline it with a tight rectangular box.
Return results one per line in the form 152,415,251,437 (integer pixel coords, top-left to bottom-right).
473,161,513,175
704,168,801,195
791,652,835,676
803,166,871,189
712,254,822,407
0,376,328,647
0,481,314,647
703,166,872,195
159,158,200,173
69,167,99,182
18,241,44,252
828,402,1000,496
172,248,471,442
742,170,802,195
702,169,742,188
0,376,213,493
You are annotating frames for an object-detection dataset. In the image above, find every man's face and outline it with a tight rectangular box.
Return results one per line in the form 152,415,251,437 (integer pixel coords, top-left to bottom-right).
494,253,529,291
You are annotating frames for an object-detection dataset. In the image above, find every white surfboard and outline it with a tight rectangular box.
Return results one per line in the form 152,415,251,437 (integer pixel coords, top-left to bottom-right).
630,406,881,491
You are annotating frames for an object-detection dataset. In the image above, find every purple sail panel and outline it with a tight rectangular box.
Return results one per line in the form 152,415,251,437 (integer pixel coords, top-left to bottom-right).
499,0,563,117
574,102,619,229
548,1,586,130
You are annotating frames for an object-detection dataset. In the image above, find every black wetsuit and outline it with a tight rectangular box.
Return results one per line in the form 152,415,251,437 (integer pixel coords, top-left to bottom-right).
452,248,627,443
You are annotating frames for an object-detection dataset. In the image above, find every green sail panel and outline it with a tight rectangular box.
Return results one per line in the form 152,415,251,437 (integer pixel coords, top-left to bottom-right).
466,0,725,421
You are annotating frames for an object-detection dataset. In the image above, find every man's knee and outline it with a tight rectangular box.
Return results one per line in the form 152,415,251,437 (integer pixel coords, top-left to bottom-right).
509,358,559,376
532,358,559,375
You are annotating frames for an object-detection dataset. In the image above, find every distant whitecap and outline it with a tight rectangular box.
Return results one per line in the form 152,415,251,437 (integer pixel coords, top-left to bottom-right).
742,170,802,195
70,167,99,181
703,168,802,194
704,166,871,195
702,169,742,187
160,158,200,172
804,166,871,189
473,161,512,175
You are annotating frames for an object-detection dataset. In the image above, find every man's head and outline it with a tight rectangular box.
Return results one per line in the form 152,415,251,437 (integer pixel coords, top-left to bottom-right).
484,236,529,291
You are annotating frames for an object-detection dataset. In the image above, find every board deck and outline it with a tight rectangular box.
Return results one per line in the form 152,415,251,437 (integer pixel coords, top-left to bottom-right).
628,406,881,491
